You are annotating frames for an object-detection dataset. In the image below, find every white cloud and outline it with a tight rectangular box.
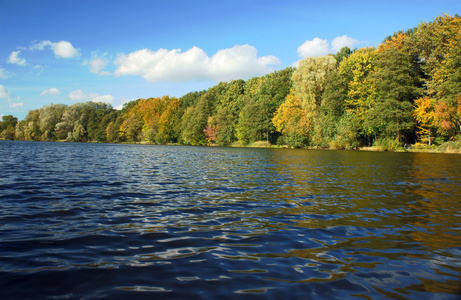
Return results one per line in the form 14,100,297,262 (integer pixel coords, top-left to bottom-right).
115,98,134,110
297,38,330,58
7,51,27,66
31,40,79,58
0,68,11,79
68,89,114,104
0,85,23,108
0,85,11,99
68,89,86,101
114,44,280,82
9,102,24,108
53,41,79,58
40,88,60,96
297,35,361,59
92,94,114,104
83,52,110,75
30,40,51,51
331,35,360,53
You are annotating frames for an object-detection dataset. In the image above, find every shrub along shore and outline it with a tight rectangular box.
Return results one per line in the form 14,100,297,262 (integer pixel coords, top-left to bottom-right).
1,14,460,154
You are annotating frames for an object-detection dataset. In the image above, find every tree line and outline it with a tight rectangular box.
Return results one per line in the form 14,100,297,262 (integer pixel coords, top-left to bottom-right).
2,14,460,149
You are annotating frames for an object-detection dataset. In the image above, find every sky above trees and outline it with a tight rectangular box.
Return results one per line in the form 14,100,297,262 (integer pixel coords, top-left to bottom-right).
0,0,459,119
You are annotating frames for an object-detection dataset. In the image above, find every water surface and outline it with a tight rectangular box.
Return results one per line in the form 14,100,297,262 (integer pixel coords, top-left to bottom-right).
1,141,460,299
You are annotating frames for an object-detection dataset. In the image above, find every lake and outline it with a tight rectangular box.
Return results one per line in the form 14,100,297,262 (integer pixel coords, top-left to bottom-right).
0,140,460,299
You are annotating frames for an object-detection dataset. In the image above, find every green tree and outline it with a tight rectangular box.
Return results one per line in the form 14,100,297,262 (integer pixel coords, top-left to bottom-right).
180,94,210,145
0,115,18,130
293,56,337,112
1,115,18,140
81,102,115,142
412,14,459,96
292,55,337,145
72,121,86,142
318,70,348,146
206,82,228,116
95,109,119,142
105,121,117,142
55,104,81,140
39,104,67,141
215,80,245,146
333,46,353,65
367,46,421,143
23,109,41,141
329,112,361,149
14,121,25,140
236,96,266,144
180,90,206,110
431,18,461,138
236,67,294,145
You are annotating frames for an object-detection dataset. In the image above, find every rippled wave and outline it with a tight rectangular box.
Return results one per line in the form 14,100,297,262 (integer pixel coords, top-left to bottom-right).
1,141,460,299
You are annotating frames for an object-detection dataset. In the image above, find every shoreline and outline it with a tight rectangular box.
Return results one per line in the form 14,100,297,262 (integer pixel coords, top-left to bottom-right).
3,138,460,154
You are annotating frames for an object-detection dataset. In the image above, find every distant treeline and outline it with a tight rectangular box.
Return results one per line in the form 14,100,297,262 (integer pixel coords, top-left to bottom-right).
2,14,460,149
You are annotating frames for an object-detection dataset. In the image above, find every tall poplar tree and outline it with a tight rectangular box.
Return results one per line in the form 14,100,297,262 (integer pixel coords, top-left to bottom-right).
368,46,421,143
291,55,337,145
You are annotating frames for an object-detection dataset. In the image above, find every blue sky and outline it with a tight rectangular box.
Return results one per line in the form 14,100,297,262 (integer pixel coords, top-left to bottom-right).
0,0,459,120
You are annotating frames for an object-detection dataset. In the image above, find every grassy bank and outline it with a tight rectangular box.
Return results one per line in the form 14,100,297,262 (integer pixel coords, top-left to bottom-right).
231,139,461,154
360,141,461,153
8,138,460,154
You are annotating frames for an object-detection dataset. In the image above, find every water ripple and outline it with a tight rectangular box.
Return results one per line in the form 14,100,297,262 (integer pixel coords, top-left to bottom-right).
1,141,460,299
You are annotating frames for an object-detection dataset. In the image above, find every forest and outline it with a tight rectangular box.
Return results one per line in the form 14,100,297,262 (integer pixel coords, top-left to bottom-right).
1,14,460,151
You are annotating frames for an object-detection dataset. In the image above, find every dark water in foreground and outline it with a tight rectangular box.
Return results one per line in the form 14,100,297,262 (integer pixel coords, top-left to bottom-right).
1,141,460,299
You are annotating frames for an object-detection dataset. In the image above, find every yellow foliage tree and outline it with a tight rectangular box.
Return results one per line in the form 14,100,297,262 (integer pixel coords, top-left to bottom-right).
272,94,310,147
339,47,377,134
413,97,438,145
157,97,180,144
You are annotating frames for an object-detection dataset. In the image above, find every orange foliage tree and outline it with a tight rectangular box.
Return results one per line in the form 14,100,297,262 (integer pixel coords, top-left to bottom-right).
119,96,181,143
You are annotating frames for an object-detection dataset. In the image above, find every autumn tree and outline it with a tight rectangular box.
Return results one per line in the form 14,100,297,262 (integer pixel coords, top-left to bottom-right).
272,94,310,147
119,114,142,142
412,14,459,96
12,14,460,147
338,47,377,142
203,117,218,145
435,96,461,138
157,97,181,144
413,97,438,145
